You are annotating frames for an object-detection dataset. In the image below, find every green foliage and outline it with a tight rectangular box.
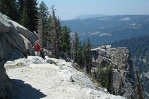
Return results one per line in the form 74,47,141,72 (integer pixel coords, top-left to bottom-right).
48,6,61,58
20,7,29,29
26,0,38,32
112,35,149,73
99,69,109,87
77,42,83,68
39,1,49,47
84,38,92,74
18,0,28,27
74,32,80,63
0,0,18,21
60,26,71,57
97,62,112,93
72,34,92,74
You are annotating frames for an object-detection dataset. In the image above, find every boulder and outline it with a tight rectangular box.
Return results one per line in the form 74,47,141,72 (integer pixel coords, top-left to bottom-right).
9,20,36,45
0,13,11,33
20,34,35,55
0,12,37,61
0,58,17,99
0,32,26,61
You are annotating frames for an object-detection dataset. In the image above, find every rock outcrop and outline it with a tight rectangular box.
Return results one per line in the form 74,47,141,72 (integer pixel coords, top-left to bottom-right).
0,58,17,99
92,45,135,98
0,12,36,61
0,12,36,98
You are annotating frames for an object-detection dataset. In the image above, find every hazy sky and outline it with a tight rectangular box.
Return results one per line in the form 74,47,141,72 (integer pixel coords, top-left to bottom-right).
37,0,149,20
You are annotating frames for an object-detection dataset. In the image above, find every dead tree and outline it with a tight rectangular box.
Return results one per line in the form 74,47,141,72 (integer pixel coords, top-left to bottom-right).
136,71,143,99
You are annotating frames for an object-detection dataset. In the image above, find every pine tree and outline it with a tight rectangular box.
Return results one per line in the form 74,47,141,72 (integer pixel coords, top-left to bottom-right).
0,0,18,21
82,41,86,69
37,11,43,48
84,38,92,74
60,26,71,58
39,1,49,47
17,0,29,28
74,32,80,63
48,6,61,58
71,39,75,63
136,71,143,99
26,0,38,32
78,42,83,68
20,7,29,28
18,0,24,12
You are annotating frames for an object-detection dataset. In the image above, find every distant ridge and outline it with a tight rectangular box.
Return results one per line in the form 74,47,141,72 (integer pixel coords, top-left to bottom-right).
75,14,107,19
61,15,149,45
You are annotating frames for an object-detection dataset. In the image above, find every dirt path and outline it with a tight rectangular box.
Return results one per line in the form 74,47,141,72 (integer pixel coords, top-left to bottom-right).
5,57,125,99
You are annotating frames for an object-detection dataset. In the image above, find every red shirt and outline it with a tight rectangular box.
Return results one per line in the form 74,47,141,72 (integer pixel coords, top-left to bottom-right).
33,41,40,52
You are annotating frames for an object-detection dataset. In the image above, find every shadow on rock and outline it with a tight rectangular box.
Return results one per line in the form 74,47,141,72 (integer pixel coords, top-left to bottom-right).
11,79,46,99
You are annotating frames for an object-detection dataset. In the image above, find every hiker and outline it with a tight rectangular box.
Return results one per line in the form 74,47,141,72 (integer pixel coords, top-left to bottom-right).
32,40,41,56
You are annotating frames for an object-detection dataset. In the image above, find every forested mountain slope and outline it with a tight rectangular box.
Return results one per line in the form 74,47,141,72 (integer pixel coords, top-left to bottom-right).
112,35,149,72
61,15,149,45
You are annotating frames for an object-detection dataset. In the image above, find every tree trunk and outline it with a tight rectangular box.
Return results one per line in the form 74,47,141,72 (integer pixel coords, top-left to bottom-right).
136,71,143,99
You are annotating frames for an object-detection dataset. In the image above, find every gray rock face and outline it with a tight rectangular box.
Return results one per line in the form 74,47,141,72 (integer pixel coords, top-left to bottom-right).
0,14,11,33
9,20,36,45
0,12,36,61
0,12,36,98
20,34,35,55
0,58,17,99
92,45,135,98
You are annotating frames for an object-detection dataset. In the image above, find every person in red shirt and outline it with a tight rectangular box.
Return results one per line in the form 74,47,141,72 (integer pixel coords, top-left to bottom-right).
32,40,41,56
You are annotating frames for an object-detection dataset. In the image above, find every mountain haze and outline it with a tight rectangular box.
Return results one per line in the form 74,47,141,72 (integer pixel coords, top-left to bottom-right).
61,15,149,45
75,14,106,19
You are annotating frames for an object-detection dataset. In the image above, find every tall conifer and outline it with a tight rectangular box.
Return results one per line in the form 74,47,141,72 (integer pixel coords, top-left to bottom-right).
48,6,61,58
74,32,80,63
83,38,92,74
39,1,49,47
60,26,71,57
20,7,29,28
0,0,18,21
26,0,38,32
